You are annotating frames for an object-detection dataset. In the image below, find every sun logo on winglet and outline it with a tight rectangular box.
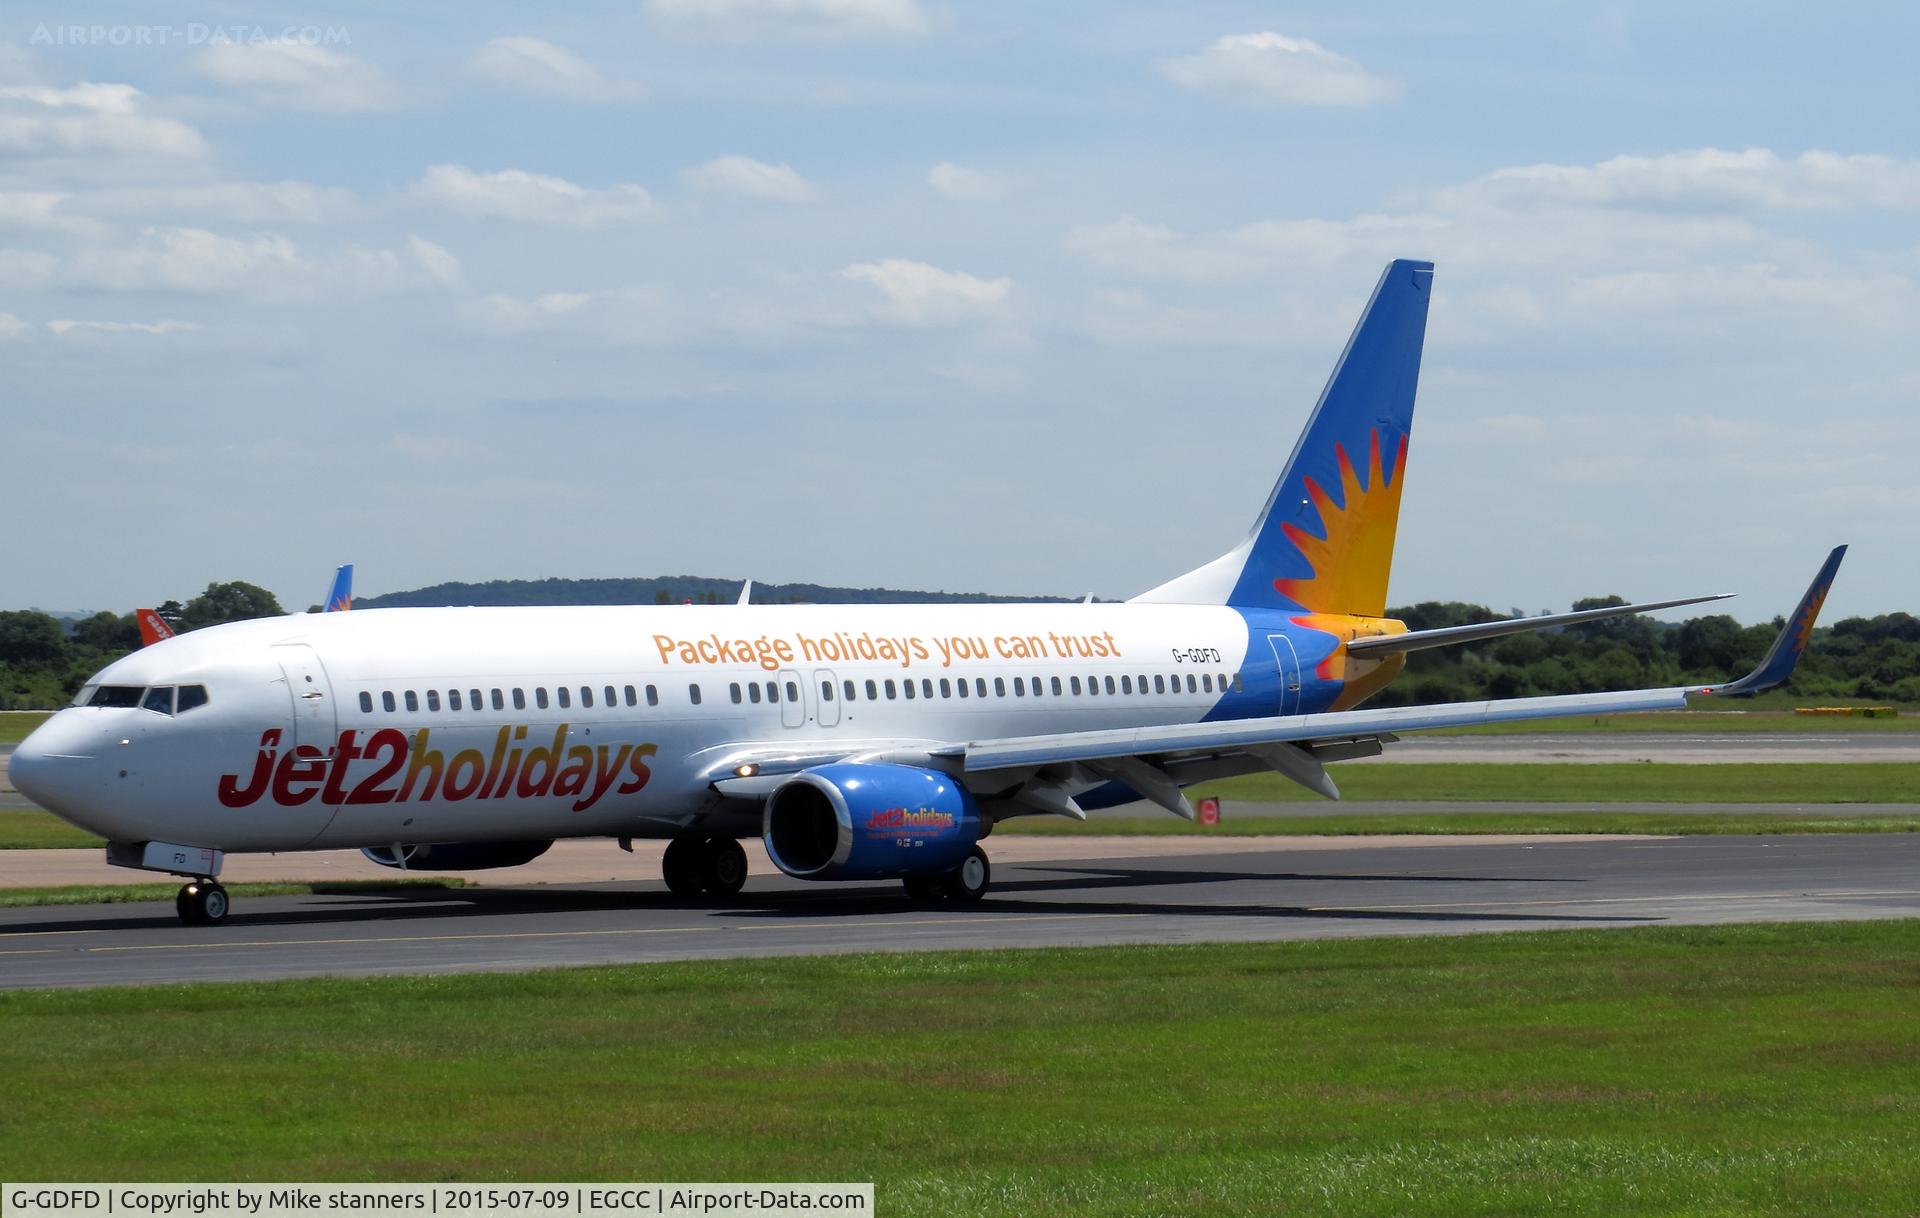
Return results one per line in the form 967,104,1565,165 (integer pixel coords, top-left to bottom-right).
1273,428,1409,618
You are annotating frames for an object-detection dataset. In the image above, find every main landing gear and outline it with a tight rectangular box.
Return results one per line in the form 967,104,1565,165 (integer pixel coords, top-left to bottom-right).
175,880,230,926
902,846,991,904
662,835,749,898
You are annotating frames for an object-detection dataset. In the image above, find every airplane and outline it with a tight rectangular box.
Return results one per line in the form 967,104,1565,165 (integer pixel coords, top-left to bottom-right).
132,565,353,649
11,260,1847,926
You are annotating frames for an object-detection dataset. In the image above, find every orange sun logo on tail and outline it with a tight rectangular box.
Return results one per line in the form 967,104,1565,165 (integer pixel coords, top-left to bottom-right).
1794,584,1829,657
1273,429,1409,618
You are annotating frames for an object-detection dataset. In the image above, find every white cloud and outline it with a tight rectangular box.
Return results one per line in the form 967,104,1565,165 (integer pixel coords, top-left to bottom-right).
406,236,464,291
927,162,1017,202
0,82,207,158
1439,148,1920,213
413,164,657,226
192,40,403,112
837,258,1011,322
75,181,356,224
0,190,104,237
66,227,310,293
646,0,934,41
46,318,197,337
467,290,599,333
0,312,29,339
1158,33,1400,108
683,155,818,202
466,36,644,102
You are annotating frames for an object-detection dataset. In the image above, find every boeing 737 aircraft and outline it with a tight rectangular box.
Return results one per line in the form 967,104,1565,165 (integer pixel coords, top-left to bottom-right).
13,261,1847,925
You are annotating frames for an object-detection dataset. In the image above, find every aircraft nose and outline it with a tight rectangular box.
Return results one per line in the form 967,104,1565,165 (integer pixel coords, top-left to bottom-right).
8,715,99,815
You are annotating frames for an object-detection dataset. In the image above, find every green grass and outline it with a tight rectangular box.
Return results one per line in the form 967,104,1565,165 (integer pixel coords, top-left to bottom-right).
0,710,51,744
1005,812,1920,837
0,810,103,848
2,923,1916,1215
1193,762,1920,805
0,878,466,908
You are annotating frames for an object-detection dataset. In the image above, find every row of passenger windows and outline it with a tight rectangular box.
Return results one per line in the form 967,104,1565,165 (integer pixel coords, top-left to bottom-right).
358,670,1247,717
731,671,1243,705
74,683,210,716
359,682,680,715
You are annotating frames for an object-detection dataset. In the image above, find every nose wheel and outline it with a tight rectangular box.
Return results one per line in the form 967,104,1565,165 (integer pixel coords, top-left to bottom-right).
175,880,230,926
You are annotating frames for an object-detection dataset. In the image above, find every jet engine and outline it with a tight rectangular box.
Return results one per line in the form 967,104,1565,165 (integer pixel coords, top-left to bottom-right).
361,840,553,870
763,763,982,881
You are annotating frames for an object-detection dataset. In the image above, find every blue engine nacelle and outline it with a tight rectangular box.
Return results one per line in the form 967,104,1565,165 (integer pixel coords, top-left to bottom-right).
360,840,553,871
763,763,982,881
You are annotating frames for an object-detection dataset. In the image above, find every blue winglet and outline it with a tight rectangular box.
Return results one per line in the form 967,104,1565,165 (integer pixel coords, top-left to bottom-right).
1695,546,1846,698
324,564,353,612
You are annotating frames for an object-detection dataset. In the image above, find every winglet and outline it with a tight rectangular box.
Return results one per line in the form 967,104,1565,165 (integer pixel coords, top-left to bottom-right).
324,564,353,612
1693,546,1846,698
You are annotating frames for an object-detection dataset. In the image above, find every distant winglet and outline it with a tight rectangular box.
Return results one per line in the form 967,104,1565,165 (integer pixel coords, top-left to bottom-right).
1692,546,1846,698
135,608,174,647
737,580,753,607
324,564,353,612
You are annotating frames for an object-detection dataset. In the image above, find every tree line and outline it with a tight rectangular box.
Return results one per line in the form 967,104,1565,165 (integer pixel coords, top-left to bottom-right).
3,582,1915,710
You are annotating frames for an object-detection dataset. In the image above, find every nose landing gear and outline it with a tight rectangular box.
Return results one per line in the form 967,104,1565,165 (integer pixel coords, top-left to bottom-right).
176,880,230,926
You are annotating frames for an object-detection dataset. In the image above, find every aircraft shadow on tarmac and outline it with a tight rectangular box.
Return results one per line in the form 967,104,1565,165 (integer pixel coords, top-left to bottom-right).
0,864,1618,935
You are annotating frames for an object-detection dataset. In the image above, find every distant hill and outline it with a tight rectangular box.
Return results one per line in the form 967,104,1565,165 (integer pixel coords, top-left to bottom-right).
352,575,1091,610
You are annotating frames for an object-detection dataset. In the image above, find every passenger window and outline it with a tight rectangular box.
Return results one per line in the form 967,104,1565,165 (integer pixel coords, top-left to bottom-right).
405,690,420,712
470,689,482,712
1071,676,1082,695
748,683,761,704
904,679,916,700
1203,673,1214,693
844,680,857,701
513,689,527,711
940,678,952,698
688,684,703,705
766,681,779,703
141,686,174,715
1105,676,1117,694
382,691,397,713
1052,676,1063,695
558,687,571,709
645,685,658,707
1138,674,1149,694
449,689,462,711
581,687,593,708
1232,674,1245,693
176,684,208,714
994,677,1006,697
492,689,505,711
921,678,933,699
821,680,835,702
786,680,800,703
536,688,550,710
359,691,374,713
426,689,441,712
607,685,618,707
885,680,897,700
1121,676,1133,695
866,679,878,700
975,678,987,697
1187,674,1198,693
957,678,970,698
1013,677,1025,696
1154,674,1166,694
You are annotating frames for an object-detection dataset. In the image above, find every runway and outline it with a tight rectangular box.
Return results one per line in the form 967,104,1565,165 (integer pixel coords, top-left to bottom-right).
3,833,1916,990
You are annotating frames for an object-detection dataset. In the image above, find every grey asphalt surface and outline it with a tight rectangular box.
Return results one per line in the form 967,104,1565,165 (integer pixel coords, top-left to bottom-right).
4,834,1916,989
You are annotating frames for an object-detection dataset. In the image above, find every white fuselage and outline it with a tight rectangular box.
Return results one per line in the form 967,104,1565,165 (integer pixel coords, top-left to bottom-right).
16,603,1270,854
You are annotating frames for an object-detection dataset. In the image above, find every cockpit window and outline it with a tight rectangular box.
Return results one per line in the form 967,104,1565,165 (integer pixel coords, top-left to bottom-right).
142,686,175,715
71,684,99,707
176,685,209,714
87,685,145,708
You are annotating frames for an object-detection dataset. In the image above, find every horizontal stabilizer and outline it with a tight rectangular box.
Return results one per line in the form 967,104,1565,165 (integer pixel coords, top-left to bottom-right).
1347,592,1734,656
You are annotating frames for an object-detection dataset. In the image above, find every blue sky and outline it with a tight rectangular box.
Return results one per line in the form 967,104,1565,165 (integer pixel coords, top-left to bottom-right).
4,1,1916,621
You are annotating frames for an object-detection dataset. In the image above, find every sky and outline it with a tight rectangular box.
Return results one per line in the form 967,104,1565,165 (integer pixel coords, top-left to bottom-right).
3,0,1916,622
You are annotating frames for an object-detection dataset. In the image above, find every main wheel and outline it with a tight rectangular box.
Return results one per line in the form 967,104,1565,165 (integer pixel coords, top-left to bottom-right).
661,837,710,898
701,836,748,897
176,881,230,926
941,847,991,903
902,874,944,903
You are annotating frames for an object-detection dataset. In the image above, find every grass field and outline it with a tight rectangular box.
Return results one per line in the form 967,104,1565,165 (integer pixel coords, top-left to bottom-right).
0,710,50,744
1003,811,1920,836
0,810,102,848
1191,762,1920,804
0,878,464,908
1,922,1915,1215
1432,707,1916,733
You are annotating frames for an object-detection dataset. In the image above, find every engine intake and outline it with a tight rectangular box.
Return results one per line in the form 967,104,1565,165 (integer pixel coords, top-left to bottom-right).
763,763,981,881
361,840,553,871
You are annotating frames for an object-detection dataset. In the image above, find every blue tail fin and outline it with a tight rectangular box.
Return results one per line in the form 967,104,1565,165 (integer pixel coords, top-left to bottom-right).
324,564,353,612
1135,259,1433,615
